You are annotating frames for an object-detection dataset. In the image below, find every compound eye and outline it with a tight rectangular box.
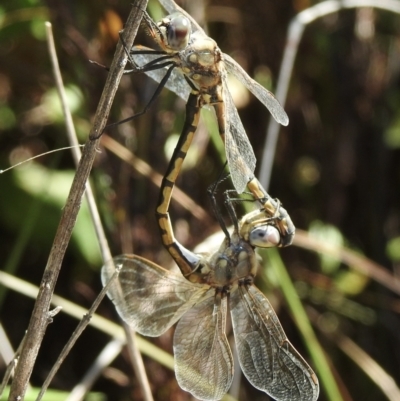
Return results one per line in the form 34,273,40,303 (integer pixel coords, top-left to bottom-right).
249,225,281,248
167,14,191,51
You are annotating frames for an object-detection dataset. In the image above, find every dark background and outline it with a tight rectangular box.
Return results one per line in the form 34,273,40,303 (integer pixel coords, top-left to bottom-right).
0,0,399,400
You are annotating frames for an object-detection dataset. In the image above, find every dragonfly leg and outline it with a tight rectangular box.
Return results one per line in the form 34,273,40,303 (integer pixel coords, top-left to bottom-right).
90,61,177,140
206,164,233,243
140,10,166,48
119,19,172,72
124,54,175,74
106,62,176,127
156,92,205,279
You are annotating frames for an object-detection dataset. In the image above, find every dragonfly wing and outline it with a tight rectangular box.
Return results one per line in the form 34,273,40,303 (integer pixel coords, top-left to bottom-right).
174,294,234,401
131,48,191,101
223,53,289,126
101,255,209,337
230,285,319,401
223,82,256,193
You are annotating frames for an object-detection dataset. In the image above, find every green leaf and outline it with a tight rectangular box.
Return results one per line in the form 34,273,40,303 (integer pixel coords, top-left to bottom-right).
0,386,105,401
1,163,101,266
386,236,400,261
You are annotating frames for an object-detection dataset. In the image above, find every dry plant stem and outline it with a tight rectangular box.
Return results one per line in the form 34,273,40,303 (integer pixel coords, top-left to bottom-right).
7,3,148,400
0,324,16,368
101,134,210,221
38,21,114,398
0,270,175,370
8,138,96,400
123,324,154,401
336,335,400,401
0,335,27,398
0,360,15,398
307,306,400,401
35,269,121,401
259,0,400,189
65,338,125,401
44,22,111,263
294,229,400,296
43,18,153,401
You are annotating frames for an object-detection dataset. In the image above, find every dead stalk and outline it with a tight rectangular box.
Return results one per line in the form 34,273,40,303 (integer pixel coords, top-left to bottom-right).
8,2,148,399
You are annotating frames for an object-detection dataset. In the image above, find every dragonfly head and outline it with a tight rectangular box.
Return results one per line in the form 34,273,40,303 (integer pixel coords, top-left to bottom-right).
158,13,191,52
239,209,282,247
248,225,281,248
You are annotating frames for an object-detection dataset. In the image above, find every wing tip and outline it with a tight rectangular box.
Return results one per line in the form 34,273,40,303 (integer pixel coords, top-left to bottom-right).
271,110,289,126
279,115,289,126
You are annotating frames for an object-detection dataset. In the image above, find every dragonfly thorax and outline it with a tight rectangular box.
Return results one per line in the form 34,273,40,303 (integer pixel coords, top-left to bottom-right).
180,32,223,91
206,236,258,288
187,32,220,67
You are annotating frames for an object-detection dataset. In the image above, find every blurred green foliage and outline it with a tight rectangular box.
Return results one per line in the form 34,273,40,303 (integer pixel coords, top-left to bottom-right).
0,386,105,401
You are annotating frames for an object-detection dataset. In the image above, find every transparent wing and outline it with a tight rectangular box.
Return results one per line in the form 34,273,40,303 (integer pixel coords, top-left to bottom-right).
131,47,191,101
158,0,205,35
223,53,289,126
230,285,319,401
174,294,234,401
223,82,257,193
101,255,209,337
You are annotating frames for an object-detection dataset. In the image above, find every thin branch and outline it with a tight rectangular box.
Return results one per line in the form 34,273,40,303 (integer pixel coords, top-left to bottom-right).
0,324,16,367
123,324,154,401
7,2,148,399
259,0,400,189
265,248,344,401
35,268,121,401
38,17,153,401
65,339,125,401
0,335,27,398
44,21,111,264
0,270,175,370
336,335,400,401
294,229,400,296
101,134,211,222
307,306,400,401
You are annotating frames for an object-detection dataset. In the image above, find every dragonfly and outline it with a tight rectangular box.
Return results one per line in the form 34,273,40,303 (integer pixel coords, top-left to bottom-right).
120,2,295,250
121,0,289,195
102,173,319,401
103,105,318,400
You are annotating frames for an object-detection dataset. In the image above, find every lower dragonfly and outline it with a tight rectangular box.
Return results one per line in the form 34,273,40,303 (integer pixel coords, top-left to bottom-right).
102,118,319,401
117,0,288,194
102,175,319,401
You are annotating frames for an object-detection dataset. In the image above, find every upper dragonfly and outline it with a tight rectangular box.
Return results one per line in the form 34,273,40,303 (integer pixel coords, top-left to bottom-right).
125,0,288,193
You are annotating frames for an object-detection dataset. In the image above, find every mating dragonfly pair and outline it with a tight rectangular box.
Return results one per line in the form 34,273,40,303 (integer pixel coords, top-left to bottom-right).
102,1,319,400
